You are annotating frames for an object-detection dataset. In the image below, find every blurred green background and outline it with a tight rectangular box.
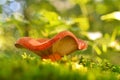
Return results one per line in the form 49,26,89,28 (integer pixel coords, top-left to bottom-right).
0,0,120,65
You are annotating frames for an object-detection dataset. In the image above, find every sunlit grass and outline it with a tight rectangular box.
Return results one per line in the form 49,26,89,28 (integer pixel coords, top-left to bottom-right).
0,52,119,80
101,11,120,21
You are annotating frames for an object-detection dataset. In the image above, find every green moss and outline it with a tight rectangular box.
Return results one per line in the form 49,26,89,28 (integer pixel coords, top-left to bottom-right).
0,54,119,80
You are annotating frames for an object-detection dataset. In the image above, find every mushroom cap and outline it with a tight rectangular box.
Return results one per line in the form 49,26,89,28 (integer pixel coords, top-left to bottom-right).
15,31,87,61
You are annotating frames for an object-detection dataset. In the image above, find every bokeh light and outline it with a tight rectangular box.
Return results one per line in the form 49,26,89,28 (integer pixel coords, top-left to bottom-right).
0,0,7,5
87,32,102,40
10,1,21,12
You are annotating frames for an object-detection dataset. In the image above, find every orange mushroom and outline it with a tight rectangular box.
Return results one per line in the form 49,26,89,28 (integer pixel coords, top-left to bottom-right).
15,31,87,61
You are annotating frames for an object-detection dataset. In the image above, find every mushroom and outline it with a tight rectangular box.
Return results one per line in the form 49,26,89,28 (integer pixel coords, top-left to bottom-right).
15,31,87,61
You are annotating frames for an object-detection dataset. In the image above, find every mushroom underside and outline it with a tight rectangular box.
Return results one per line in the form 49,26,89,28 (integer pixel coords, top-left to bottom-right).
34,36,78,58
